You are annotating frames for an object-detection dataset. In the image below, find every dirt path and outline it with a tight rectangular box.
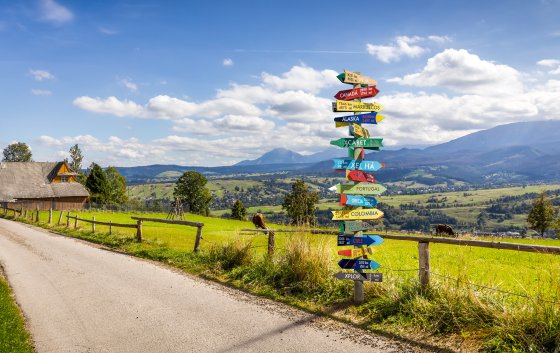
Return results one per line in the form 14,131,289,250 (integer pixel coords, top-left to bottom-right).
0,218,426,353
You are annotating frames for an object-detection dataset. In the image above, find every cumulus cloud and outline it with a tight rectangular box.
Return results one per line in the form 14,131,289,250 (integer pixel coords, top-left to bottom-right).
223,58,234,66
537,59,560,74
29,69,55,81
388,49,524,95
73,96,150,118
261,65,339,94
366,36,428,63
31,89,52,96
38,0,73,25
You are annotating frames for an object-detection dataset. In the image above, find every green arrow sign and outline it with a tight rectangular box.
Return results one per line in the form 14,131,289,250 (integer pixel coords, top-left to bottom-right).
336,182,387,195
330,138,383,149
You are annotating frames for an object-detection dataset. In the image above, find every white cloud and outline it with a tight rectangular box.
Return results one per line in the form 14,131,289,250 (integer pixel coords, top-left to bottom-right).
261,65,339,94
388,49,524,95
537,59,560,74
427,35,452,44
38,0,74,25
120,78,138,92
29,69,55,81
223,58,234,66
31,89,52,96
73,96,150,118
98,27,117,35
366,36,428,63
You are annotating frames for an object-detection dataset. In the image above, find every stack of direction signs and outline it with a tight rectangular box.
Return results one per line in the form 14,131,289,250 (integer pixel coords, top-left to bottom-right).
330,70,385,284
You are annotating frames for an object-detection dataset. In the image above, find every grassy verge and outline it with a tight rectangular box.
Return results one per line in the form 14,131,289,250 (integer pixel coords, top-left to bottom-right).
0,271,34,353
4,211,560,351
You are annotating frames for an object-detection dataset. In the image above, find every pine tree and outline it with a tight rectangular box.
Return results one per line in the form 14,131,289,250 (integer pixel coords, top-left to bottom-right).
105,166,128,204
2,142,32,162
85,163,111,204
282,179,319,226
527,192,556,237
231,200,246,220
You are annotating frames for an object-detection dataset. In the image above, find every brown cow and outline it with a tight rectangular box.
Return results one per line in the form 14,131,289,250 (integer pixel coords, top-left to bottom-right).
435,224,456,237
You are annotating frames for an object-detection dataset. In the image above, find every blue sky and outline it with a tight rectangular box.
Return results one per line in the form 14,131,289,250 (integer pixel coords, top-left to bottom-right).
2,0,560,166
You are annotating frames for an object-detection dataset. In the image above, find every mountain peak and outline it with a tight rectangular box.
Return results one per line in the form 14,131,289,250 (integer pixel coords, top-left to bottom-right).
234,148,306,166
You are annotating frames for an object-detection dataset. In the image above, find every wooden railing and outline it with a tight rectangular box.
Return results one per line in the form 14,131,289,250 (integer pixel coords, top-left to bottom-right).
131,217,204,252
65,214,140,240
241,228,560,289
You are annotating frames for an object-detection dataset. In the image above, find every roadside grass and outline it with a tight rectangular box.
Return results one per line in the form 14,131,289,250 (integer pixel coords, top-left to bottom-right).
5,210,560,351
0,274,34,353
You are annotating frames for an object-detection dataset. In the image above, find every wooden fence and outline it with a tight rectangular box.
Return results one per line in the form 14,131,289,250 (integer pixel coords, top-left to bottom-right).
241,228,560,290
65,214,140,239
131,216,204,252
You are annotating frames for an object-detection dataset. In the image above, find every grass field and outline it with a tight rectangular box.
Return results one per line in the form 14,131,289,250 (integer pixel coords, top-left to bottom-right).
0,274,34,353
8,209,560,351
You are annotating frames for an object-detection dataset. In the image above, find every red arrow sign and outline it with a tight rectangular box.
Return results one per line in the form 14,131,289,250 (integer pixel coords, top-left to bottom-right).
346,170,376,183
334,86,380,101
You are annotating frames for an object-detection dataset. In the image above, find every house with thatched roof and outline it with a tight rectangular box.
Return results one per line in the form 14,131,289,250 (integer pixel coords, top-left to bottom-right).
0,161,89,210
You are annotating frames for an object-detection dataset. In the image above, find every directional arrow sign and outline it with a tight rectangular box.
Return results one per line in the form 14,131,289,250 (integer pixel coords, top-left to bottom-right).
330,138,383,150
332,100,384,113
333,272,383,282
334,112,384,126
338,259,381,271
350,123,369,138
332,159,384,172
338,247,373,257
336,182,387,195
332,208,384,221
337,70,377,85
346,170,376,183
337,235,384,246
334,86,380,101
340,194,378,208
340,221,376,233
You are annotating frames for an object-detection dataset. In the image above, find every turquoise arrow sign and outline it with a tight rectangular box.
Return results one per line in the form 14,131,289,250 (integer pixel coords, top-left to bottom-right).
332,159,384,172
340,194,378,207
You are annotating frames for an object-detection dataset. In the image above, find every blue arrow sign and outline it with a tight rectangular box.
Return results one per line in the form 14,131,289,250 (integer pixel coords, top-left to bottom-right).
332,159,384,172
334,112,382,124
338,259,381,271
337,235,384,246
341,194,378,208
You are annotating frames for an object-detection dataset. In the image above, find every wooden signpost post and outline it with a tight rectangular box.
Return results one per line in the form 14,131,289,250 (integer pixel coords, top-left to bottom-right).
330,69,387,304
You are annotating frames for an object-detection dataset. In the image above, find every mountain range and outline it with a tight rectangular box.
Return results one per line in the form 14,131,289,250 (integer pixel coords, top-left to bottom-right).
117,120,560,185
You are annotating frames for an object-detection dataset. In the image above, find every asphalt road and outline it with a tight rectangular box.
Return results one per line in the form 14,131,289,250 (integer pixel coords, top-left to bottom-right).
0,218,418,353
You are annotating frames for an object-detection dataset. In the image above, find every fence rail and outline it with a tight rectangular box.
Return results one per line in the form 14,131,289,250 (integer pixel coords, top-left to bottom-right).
131,216,204,252
241,228,560,289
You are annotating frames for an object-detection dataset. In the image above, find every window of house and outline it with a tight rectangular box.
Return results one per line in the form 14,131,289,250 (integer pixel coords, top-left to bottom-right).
60,176,69,182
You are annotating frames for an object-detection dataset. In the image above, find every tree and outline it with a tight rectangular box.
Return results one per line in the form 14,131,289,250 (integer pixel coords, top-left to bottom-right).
527,192,556,237
476,211,488,230
68,144,86,184
173,171,213,215
85,163,111,204
2,142,32,162
282,179,319,226
231,200,246,220
105,166,128,204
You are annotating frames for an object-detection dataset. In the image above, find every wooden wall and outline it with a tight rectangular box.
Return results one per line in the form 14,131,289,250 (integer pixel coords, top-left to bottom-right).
7,197,87,211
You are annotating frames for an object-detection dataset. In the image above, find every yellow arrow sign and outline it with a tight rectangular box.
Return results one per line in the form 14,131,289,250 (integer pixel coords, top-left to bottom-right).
342,70,377,85
332,100,384,113
332,208,384,221
351,123,369,138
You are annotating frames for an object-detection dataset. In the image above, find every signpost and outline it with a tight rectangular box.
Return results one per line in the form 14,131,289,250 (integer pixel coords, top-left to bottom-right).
346,170,376,183
333,272,383,282
332,100,384,113
335,182,387,195
330,138,383,149
340,194,378,207
330,69,386,303
332,159,384,172
334,86,380,101
338,259,381,271
331,208,384,221
336,70,377,85
337,234,384,246
334,113,384,125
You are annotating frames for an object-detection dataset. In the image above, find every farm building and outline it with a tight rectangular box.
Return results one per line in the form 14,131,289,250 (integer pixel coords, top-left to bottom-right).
0,161,89,210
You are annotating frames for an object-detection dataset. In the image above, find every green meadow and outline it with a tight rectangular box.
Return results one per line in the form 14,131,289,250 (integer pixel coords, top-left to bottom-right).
6,208,560,351
0,274,34,353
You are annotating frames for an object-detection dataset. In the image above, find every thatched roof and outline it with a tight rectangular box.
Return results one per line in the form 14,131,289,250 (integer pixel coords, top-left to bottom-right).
0,162,89,201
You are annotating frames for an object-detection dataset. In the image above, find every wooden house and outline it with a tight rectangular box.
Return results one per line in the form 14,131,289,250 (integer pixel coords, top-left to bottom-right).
0,161,89,210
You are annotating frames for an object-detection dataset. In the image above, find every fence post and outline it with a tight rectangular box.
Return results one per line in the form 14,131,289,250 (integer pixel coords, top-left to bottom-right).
3,204,6,216
48,208,53,224
194,225,202,252
74,215,78,229
419,241,430,291
24,209,28,219
92,216,95,233
66,212,70,228
136,220,143,242
58,211,63,225
267,230,275,256
109,221,112,235
35,207,39,222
